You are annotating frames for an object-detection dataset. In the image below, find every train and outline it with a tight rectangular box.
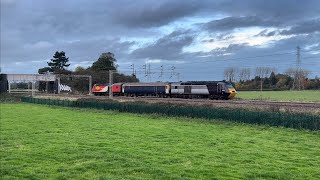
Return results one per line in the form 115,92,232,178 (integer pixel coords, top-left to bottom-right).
92,81,237,100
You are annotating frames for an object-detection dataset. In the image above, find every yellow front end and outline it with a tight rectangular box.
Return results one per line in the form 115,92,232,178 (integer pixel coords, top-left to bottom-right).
228,88,237,99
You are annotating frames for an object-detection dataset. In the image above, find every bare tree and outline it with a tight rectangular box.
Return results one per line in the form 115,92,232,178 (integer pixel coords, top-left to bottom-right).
224,68,231,82
255,67,263,80
244,68,251,80
238,68,245,81
224,67,237,82
262,67,272,79
285,68,295,77
238,68,251,81
256,67,272,91
285,68,310,90
301,69,310,78
299,69,310,90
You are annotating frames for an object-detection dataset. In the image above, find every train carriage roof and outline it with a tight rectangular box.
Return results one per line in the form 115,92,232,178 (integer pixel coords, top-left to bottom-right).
178,81,225,85
122,82,169,86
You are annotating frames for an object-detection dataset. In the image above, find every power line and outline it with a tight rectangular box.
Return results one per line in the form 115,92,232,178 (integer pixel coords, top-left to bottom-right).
162,51,296,66
301,48,320,52
116,47,320,81
118,48,319,72
152,48,320,67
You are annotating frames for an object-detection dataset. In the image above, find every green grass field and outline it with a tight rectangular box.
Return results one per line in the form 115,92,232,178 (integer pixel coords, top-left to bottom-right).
1,103,320,179
236,90,320,102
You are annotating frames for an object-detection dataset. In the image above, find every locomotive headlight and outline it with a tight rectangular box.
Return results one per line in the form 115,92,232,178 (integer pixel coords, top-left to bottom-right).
228,88,237,98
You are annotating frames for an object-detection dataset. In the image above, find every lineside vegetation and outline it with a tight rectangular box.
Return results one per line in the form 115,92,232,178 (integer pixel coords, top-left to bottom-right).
21,97,320,130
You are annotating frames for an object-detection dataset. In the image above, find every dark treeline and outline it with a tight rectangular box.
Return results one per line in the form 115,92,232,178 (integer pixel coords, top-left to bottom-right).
224,67,320,91
235,73,320,91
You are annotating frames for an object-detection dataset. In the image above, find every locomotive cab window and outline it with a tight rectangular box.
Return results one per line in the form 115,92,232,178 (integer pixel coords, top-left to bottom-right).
175,86,177,89
226,84,233,88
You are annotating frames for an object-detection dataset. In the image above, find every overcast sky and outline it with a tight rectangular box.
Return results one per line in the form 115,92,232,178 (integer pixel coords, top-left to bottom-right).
1,0,319,81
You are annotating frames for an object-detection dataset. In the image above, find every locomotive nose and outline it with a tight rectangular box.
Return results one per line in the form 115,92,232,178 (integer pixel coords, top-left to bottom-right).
228,88,237,99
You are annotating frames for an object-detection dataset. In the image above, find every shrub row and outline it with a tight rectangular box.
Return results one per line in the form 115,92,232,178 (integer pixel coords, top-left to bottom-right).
0,93,22,103
21,97,320,131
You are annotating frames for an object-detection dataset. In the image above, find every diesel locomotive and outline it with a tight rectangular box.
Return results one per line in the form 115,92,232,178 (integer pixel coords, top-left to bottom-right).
92,81,236,100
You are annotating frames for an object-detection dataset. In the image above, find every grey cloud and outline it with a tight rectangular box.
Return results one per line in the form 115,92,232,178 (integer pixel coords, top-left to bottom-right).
168,34,320,80
1,0,159,43
131,30,194,60
4,0,318,35
265,31,278,37
1,37,135,73
197,33,320,62
203,16,280,32
112,0,320,28
111,0,202,28
202,39,215,43
202,33,234,43
256,29,279,37
2,0,320,79
62,38,135,62
191,43,250,58
280,18,320,35
2,0,319,43
217,0,320,24
216,34,234,41
213,43,250,53
255,18,320,37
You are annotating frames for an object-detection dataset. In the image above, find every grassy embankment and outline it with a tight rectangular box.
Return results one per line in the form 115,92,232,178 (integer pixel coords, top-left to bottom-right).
236,90,320,102
1,103,320,179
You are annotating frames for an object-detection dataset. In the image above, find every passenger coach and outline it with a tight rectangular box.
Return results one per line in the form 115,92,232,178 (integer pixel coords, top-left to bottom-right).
92,81,236,100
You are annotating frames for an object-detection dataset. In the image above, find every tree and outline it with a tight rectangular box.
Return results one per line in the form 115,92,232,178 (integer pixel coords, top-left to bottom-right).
48,51,70,72
255,67,272,91
238,68,245,82
269,71,277,87
224,67,237,82
91,52,118,72
75,66,86,72
238,68,251,82
285,68,310,90
244,68,251,81
38,67,52,74
37,51,70,92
